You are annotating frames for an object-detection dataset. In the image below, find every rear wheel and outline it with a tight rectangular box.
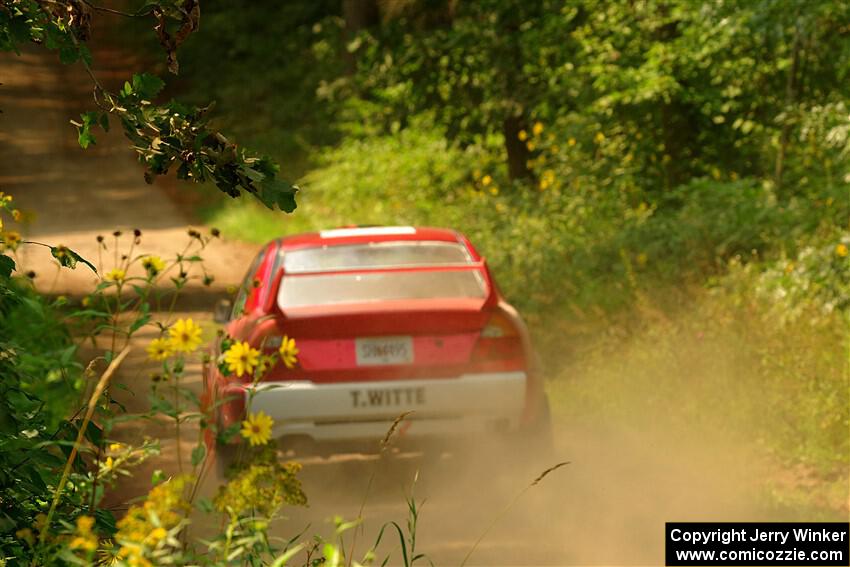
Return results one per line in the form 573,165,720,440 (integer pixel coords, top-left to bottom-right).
215,441,241,480
512,395,555,466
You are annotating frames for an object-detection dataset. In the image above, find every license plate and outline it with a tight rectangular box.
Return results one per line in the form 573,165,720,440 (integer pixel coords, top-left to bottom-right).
355,336,413,366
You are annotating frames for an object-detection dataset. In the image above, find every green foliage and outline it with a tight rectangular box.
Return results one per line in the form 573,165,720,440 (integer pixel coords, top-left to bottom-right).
0,280,88,562
0,0,299,212
0,281,83,427
546,287,849,480
174,0,343,171
50,244,97,273
186,0,850,315
0,255,14,278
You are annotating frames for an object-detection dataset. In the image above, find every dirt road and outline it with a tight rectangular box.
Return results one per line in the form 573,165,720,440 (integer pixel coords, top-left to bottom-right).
0,47,778,566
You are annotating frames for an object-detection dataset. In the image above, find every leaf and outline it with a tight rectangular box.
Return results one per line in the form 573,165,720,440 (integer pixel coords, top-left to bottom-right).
149,395,178,418
179,388,201,407
0,255,15,278
258,178,299,213
190,443,206,467
83,421,102,446
66,309,110,319
58,45,79,64
95,509,117,536
131,73,165,100
195,497,214,513
50,246,97,273
151,469,166,485
271,544,306,567
129,303,151,334
78,126,96,149
216,422,242,444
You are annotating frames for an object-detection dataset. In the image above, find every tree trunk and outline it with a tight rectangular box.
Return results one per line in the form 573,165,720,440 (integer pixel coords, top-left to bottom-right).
342,0,380,74
774,27,802,192
503,114,532,181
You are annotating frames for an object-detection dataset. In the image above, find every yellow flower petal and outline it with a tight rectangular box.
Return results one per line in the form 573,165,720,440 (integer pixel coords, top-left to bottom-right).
279,335,299,369
224,341,260,377
146,337,172,361
105,268,126,283
241,411,274,446
168,318,203,353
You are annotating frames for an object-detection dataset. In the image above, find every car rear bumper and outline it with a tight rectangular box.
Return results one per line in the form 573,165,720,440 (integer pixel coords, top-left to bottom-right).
235,371,527,442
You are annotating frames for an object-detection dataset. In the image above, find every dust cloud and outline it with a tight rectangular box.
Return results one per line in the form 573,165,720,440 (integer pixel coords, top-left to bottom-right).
231,310,843,566
245,421,768,566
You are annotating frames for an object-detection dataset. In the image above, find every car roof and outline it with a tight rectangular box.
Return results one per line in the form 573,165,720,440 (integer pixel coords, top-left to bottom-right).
278,226,468,250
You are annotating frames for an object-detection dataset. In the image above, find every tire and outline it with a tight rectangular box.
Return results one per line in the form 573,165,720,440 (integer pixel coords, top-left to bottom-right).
514,394,555,466
215,441,241,480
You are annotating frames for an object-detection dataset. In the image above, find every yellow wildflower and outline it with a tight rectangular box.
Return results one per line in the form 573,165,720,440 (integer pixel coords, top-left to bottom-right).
526,140,536,151
213,452,306,518
15,527,34,545
127,554,153,567
241,411,274,446
77,516,95,533
69,515,97,553
168,318,203,353
517,129,528,141
224,341,260,377
34,513,48,530
69,535,97,553
481,174,492,187
279,335,299,369
594,132,605,143
115,476,190,561
104,456,114,469
146,337,172,361
2,231,21,251
568,137,576,146
532,121,544,136
835,243,848,258
146,527,167,545
11,209,21,221
141,255,165,276
105,268,126,283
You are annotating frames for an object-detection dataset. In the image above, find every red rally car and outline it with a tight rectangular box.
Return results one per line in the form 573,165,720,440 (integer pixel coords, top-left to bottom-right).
204,226,551,460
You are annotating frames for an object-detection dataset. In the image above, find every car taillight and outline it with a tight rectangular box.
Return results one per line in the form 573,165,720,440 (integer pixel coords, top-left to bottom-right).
471,312,524,366
481,311,519,338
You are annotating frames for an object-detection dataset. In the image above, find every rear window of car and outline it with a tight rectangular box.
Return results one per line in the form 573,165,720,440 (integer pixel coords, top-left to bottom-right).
277,241,486,308
282,241,472,273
